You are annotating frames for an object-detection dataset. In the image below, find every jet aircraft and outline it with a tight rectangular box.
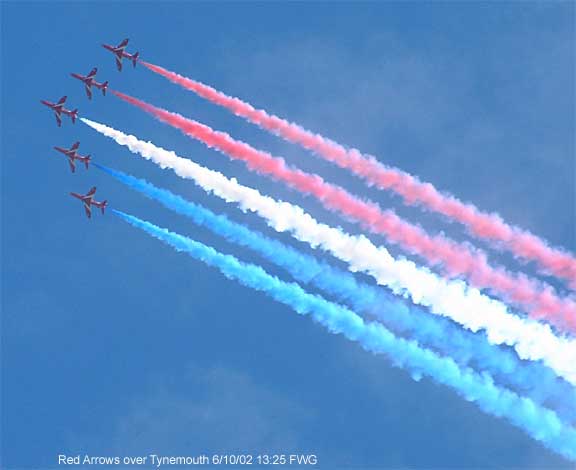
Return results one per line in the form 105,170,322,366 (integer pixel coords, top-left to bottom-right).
70,187,107,218
54,141,91,173
102,38,139,71
40,96,78,127
70,67,109,99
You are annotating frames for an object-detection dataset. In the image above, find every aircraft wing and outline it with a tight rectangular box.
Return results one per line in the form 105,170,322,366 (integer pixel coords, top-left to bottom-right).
55,113,62,127
118,38,129,48
115,57,123,71
71,141,80,151
85,84,93,100
86,186,97,197
87,67,97,78
84,202,92,219
68,159,76,173
57,96,67,105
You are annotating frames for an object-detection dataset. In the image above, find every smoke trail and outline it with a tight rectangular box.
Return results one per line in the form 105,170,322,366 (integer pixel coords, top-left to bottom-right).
113,209,576,461
110,90,576,333
80,117,576,385
140,60,576,287
97,162,576,422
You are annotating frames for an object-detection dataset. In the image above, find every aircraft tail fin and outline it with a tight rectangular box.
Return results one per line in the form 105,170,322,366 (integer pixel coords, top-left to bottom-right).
101,201,108,214
70,109,78,124
84,156,91,169
132,52,139,67
101,81,109,95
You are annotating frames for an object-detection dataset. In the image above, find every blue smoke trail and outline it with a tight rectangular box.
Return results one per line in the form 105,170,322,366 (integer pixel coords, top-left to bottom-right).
96,163,575,423
113,209,576,461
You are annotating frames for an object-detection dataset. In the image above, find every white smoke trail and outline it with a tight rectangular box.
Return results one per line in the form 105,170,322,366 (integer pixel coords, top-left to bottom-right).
82,117,576,385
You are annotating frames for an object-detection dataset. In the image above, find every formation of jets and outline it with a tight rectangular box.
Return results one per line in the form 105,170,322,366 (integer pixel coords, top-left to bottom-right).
42,38,140,217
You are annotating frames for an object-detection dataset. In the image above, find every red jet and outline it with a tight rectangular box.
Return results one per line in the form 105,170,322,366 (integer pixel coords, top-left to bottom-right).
70,186,107,219
40,96,78,127
54,141,91,173
70,67,109,99
102,38,139,71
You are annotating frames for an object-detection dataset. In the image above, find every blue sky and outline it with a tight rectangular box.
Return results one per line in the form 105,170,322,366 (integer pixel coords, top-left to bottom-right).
2,2,574,469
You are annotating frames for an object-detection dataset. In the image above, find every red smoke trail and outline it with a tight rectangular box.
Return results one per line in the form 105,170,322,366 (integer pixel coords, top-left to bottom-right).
140,60,576,288
111,90,576,333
